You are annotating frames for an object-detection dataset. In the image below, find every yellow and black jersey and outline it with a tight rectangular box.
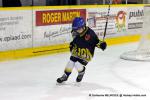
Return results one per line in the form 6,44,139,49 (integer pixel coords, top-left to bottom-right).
70,27,102,62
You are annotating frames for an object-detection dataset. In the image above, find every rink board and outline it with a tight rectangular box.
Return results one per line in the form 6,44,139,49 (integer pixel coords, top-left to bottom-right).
0,4,147,61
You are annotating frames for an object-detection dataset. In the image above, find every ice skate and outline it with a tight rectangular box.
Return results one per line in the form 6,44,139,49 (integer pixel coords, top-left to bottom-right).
76,71,85,82
76,67,85,82
57,74,68,83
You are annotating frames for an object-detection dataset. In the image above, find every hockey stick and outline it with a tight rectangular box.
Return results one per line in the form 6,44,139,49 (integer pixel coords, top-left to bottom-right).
103,0,111,41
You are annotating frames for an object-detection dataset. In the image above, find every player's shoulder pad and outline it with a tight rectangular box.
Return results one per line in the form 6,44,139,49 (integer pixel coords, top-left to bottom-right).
87,27,97,37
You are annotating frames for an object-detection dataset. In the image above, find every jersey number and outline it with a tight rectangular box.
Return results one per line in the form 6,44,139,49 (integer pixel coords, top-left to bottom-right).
72,47,92,61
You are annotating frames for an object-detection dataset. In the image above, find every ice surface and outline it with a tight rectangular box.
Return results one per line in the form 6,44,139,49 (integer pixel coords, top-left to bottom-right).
0,42,150,100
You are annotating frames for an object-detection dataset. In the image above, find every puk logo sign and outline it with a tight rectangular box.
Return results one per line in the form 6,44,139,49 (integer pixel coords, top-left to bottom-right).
116,11,126,32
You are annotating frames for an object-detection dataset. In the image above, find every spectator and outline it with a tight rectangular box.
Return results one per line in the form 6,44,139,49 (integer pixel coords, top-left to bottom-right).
2,0,22,7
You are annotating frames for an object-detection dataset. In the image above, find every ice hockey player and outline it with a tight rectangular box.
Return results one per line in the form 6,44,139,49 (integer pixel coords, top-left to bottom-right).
57,17,107,83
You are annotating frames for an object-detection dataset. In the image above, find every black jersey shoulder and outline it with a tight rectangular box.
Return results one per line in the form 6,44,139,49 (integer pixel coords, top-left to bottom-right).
85,27,98,38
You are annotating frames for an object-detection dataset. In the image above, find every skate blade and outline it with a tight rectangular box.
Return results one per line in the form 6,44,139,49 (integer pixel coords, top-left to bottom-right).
56,82,81,87
56,82,67,85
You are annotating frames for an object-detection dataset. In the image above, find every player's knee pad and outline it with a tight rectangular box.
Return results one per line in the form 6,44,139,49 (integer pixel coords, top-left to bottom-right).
65,60,75,73
75,61,85,72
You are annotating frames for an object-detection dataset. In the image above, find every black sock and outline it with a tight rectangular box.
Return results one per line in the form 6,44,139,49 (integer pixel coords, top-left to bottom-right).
64,70,71,77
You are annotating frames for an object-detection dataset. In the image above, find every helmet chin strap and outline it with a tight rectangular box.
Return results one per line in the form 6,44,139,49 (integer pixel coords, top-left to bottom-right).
82,26,86,30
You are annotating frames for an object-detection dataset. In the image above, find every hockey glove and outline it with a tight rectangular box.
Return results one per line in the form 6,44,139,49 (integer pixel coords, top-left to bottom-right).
100,41,107,51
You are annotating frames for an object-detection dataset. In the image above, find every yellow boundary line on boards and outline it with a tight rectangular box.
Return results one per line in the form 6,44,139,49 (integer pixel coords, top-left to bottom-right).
0,34,141,62
0,4,148,10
